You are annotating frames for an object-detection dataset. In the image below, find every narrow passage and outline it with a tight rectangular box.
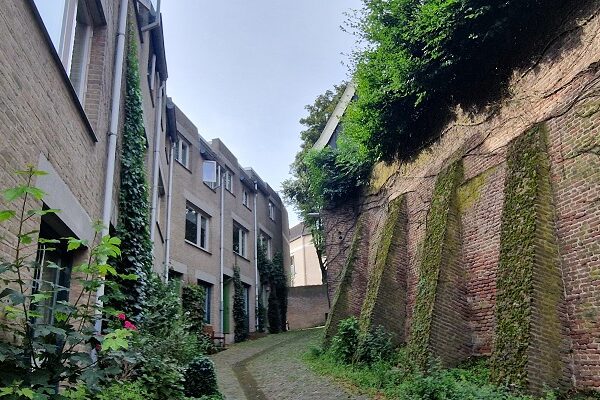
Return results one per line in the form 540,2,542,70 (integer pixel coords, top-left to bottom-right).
211,328,368,400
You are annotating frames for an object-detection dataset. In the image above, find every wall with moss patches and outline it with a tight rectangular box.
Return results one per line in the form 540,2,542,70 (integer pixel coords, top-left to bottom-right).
408,161,469,369
490,124,568,393
358,195,407,345
321,4,600,392
323,217,364,346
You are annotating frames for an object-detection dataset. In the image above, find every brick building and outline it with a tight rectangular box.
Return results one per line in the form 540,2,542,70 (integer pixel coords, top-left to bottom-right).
168,104,289,342
321,2,600,393
0,0,288,344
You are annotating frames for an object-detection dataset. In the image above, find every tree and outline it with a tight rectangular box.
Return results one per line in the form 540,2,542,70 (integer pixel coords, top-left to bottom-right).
282,82,347,284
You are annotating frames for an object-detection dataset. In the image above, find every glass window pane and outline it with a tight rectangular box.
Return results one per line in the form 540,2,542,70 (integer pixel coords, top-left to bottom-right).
200,216,207,249
185,206,198,243
233,227,240,254
34,0,67,52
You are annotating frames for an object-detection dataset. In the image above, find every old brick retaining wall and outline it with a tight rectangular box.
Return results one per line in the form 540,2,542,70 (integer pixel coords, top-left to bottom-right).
287,285,329,330
323,2,600,393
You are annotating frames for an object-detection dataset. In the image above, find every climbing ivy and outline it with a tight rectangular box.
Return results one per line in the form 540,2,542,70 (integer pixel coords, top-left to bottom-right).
182,284,206,336
112,25,153,321
408,161,462,371
233,265,249,342
490,125,548,389
257,243,287,334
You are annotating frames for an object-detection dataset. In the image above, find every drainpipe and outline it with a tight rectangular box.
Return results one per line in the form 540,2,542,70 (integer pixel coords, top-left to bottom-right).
253,182,259,331
219,166,225,336
150,82,165,244
95,0,128,335
163,141,175,282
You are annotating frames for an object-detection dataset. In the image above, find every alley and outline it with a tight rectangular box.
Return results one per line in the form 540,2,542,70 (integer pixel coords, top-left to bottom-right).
211,328,368,400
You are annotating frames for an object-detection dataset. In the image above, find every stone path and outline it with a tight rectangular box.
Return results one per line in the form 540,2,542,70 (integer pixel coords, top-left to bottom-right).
211,328,368,400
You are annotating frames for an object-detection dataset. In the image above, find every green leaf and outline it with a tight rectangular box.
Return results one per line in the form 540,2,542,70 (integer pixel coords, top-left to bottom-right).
16,168,47,176
27,209,60,217
24,187,46,201
0,210,15,222
3,187,26,202
66,238,85,252
101,329,133,352
31,293,52,303
18,388,34,399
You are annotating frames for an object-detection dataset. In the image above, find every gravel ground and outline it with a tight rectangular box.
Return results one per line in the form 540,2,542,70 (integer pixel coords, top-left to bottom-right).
211,328,368,400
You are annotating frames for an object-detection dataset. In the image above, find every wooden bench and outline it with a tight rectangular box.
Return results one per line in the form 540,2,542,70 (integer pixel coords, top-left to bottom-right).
202,324,226,349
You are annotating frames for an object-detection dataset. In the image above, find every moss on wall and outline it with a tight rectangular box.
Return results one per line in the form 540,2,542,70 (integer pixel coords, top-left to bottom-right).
490,123,566,392
358,195,406,344
456,166,497,213
323,218,364,347
408,161,463,370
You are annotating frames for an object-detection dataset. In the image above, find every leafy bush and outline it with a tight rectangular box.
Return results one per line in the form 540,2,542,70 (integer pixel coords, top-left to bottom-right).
183,356,220,398
96,381,149,400
330,317,360,364
182,285,206,336
356,325,394,365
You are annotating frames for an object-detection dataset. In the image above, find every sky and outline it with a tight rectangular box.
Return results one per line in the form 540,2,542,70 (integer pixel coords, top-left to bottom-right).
161,1,362,228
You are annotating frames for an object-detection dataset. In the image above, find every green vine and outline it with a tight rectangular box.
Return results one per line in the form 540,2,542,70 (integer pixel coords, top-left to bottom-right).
490,123,564,391
323,218,364,347
112,24,153,321
358,195,405,343
233,265,249,342
408,161,463,371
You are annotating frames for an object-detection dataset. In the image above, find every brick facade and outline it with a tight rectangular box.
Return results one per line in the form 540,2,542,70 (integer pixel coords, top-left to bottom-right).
324,2,600,392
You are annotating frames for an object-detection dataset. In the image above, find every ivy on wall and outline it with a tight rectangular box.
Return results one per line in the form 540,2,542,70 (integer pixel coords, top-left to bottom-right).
358,195,405,344
112,24,153,321
182,285,206,336
233,265,249,343
408,161,463,371
490,124,564,391
323,218,364,347
257,244,287,334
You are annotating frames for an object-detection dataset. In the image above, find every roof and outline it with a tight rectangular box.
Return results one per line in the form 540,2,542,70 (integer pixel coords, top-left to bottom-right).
290,222,310,241
313,82,356,150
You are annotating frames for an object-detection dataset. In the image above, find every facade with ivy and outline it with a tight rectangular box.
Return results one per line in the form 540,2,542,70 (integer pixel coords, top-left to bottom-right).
0,0,289,346
168,103,290,343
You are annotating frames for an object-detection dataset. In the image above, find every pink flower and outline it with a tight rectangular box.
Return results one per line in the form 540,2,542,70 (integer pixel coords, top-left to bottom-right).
123,321,137,331
117,313,126,321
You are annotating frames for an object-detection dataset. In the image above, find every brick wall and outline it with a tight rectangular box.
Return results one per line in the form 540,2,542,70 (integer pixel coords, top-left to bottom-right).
323,2,600,391
287,285,329,330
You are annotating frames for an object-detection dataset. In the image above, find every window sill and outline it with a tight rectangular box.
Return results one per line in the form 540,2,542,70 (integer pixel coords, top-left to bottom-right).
185,240,211,255
176,159,192,172
233,252,251,262
243,204,252,212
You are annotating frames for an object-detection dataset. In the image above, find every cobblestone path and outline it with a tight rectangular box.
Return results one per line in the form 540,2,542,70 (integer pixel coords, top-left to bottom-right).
211,328,368,400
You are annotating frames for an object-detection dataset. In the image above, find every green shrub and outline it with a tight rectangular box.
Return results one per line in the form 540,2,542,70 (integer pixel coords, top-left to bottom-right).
233,266,249,342
330,317,360,364
96,381,149,400
357,325,394,365
137,356,185,400
183,356,220,398
182,285,206,336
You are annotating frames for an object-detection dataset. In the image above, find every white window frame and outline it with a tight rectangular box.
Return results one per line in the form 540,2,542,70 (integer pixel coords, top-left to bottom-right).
233,224,248,258
175,135,190,168
268,202,275,221
224,170,233,193
185,203,209,250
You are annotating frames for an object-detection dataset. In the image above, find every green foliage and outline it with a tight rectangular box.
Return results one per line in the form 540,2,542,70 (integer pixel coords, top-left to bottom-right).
306,346,551,400
232,266,248,343
0,166,134,398
490,125,549,389
408,161,462,371
267,252,287,334
112,24,153,321
183,356,220,398
96,381,149,400
356,326,394,365
330,317,360,364
182,285,206,336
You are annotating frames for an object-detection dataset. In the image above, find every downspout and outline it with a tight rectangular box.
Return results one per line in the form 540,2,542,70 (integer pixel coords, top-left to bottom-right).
253,182,259,331
163,141,175,282
95,0,128,334
219,166,225,336
150,82,165,243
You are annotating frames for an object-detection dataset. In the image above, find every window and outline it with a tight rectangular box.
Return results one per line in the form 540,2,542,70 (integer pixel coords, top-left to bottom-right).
198,281,213,324
174,135,190,168
268,202,275,221
242,190,249,208
34,0,94,102
185,204,209,250
259,231,272,260
233,223,248,257
207,166,221,190
224,170,233,193
33,220,74,325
